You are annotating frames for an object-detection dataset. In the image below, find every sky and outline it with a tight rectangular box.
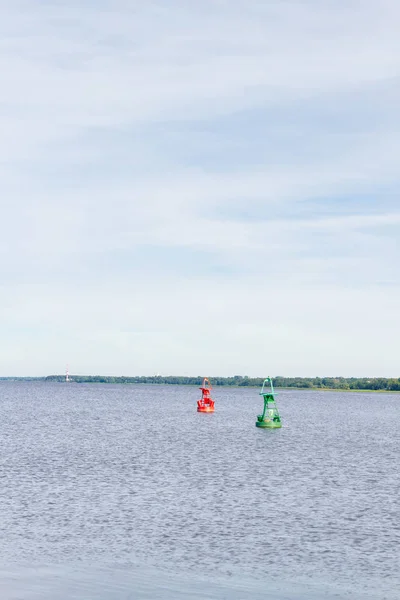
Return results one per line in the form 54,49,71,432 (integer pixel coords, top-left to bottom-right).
0,0,399,378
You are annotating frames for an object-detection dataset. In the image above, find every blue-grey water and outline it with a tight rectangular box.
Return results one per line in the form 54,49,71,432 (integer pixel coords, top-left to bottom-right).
0,382,398,599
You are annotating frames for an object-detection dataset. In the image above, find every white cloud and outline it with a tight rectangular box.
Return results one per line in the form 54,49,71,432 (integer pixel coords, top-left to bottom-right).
0,0,399,375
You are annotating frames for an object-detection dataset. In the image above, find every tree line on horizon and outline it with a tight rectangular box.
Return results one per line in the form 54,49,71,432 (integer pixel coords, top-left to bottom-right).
1,374,400,391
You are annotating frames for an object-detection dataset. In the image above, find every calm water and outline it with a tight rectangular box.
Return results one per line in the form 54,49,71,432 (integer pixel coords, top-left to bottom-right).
0,382,398,599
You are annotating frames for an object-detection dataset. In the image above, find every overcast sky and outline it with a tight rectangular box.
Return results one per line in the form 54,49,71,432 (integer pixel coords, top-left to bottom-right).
0,0,399,377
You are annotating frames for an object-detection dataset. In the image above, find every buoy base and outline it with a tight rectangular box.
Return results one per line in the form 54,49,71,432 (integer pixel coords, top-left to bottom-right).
256,416,281,428
197,406,215,413
256,421,281,428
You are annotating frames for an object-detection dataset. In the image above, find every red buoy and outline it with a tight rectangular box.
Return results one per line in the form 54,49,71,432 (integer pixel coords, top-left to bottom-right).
197,377,215,412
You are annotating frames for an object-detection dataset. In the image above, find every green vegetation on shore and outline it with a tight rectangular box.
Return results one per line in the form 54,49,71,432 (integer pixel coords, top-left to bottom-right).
1,375,400,391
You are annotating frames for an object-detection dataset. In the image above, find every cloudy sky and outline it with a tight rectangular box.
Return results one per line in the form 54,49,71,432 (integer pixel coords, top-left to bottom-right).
0,0,399,377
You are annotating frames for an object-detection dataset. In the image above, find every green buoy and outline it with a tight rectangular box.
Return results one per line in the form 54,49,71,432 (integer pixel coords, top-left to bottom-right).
255,377,282,428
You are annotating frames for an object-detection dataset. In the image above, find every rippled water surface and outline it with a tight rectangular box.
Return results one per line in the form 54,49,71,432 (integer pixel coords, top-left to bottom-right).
0,382,399,599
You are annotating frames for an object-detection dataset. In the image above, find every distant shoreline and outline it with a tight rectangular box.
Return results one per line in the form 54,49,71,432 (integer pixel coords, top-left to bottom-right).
0,375,399,393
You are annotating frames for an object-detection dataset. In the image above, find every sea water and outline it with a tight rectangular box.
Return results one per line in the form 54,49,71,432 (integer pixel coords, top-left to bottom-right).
0,382,398,599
